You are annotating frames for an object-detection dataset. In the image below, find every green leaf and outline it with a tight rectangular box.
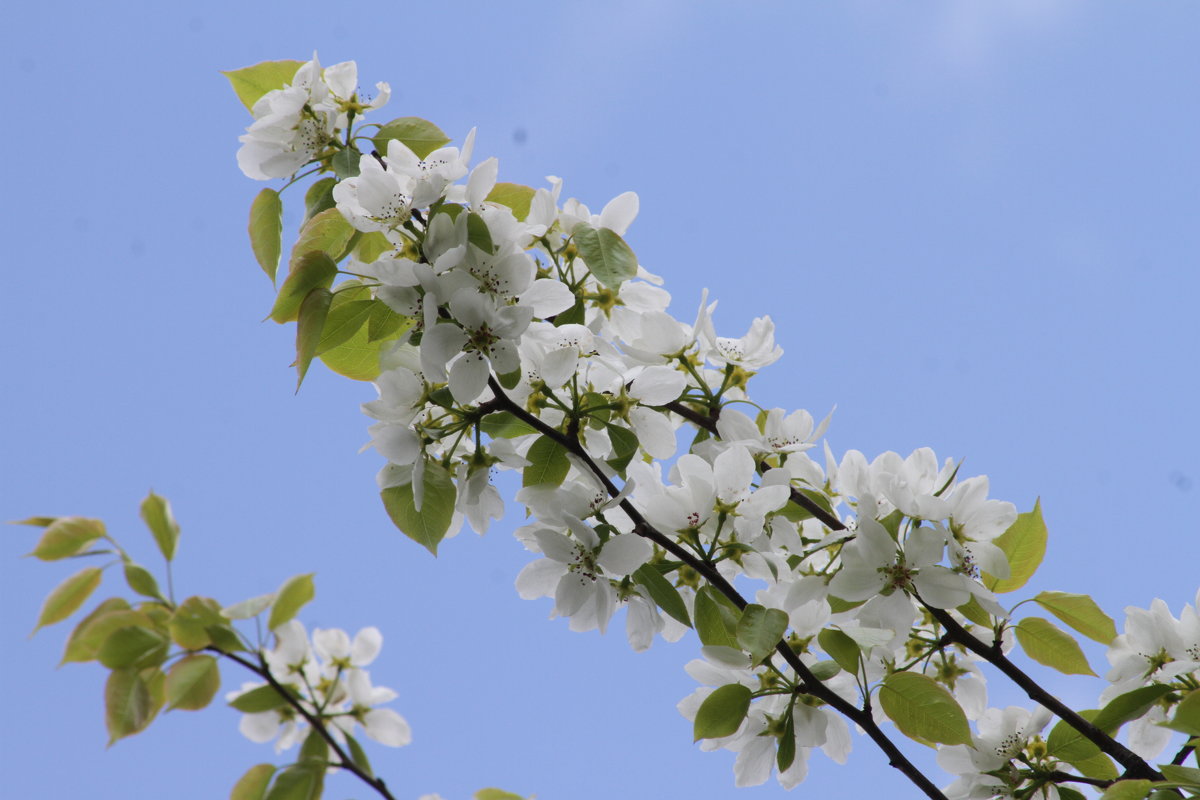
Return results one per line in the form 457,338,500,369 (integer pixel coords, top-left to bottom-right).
879,672,972,746
229,684,291,714
303,178,337,223
479,412,538,439
122,563,163,600
34,566,103,632
263,764,322,800
165,654,220,711
631,564,691,628
485,183,536,221
984,499,1047,593
332,146,361,179
168,596,224,650
231,764,277,800
1093,685,1174,734
98,625,168,670
1014,616,1096,676
572,223,638,290
1163,690,1200,736
27,516,105,561
271,252,337,324
1159,764,1200,787
267,574,316,631
343,734,374,778
354,231,394,264
818,628,862,674
9,515,58,527
299,728,329,765
61,598,134,663
694,586,740,648
1057,788,1089,800
1034,591,1118,644
316,298,374,356
522,435,570,488
318,292,409,380
736,604,789,663
777,708,797,772
380,461,457,555
474,791,525,800
140,491,180,562
1047,709,1103,763
289,207,356,272
1100,780,1153,800
605,423,639,475
809,660,841,681
249,188,283,282
467,211,494,254
222,592,275,621
955,595,994,627
294,288,333,390
223,60,303,112
105,667,154,744
694,683,752,741
372,117,451,160
1068,751,1119,781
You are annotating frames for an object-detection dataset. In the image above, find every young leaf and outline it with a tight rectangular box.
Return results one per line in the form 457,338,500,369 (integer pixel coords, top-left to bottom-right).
27,516,105,561
263,764,323,800
229,684,291,714
165,654,220,711
295,287,333,391
34,566,103,632
485,183,536,221
736,604,788,663
298,728,329,765
694,587,740,648
572,223,638,290
631,564,692,628
249,188,283,282
984,499,1047,593
474,791,526,800
60,598,135,663
1099,780,1152,800
372,117,450,160
267,574,316,631
1161,689,1200,736
140,492,180,562
331,146,361,179
223,60,303,112
122,563,163,600
1014,616,1096,676
319,298,409,381
467,211,494,254
222,592,276,621
231,764,277,800
605,423,639,475
97,625,169,670
879,672,972,746
289,208,356,273
522,435,570,488
693,683,752,741
315,298,374,356
1034,591,1118,644
271,252,337,324
355,231,394,264
1092,685,1174,734
303,178,337,222
343,733,374,778
168,595,224,650
1047,711,1103,762
818,628,862,675
479,412,538,440
380,462,457,555
105,667,154,744
1158,764,1200,787
776,708,797,772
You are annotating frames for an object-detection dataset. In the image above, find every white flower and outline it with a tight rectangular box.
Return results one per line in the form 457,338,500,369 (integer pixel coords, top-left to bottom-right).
698,314,783,370
937,705,1053,799
829,520,971,609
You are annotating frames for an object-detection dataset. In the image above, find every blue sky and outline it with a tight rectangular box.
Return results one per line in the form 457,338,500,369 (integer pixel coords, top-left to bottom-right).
3,2,1198,798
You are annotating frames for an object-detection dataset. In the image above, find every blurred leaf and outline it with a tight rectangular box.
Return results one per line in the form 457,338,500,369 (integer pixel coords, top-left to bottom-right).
1158,764,1200,787
572,223,637,290
694,683,752,741
263,764,323,800
231,764,277,800
605,424,639,475
123,563,163,600
249,188,283,282
61,603,148,664
632,564,691,628
223,60,303,112
1014,617,1095,676
267,574,315,631
485,183,536,221
105,667,154,744
298,728,329,765
229,684,291,714
984,499,1046,593
343,733,374,778
27,516,105,561
166,654,220,711
1034,591,1117,644
372,117,450,160
34,566,103,632
140,492,180,562
222,592,275,621
380,462,456,555
98,625,168,670
474,790,525,800
879,672,971,746
168,596,225,650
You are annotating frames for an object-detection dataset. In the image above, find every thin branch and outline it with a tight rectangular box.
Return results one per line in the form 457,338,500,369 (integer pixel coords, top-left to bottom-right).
210,647,398,800
1041,770,1113,788
1171,742,1196,766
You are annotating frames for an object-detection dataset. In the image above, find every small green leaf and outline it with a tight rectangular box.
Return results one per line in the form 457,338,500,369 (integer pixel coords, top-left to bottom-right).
229,684,291,714
27,516,105,561
474,790,525,800
694,683,752,741
809,660,841,681
343,733,374,778
1099,780,1152,800
879,672,972,746
263,764,323,800
694,586,740,648
318,291,408,380
9,515,58,527
61,598,134,663
1014,616,1096,676
354,231,394,264
380,461,457,555
1159,764,1200,787
372,117,450,160
123,563,163,600
605,423,639,475
1162,689,1200,736
105,667,154,744
1057,787,1089,800
522,435,571,488
572,223,638,290
304,178,337,223
168,596,225,650
1034,591,1118,644
736,604,789,663
249,188,283,282
332,146,361,179
984,499,1047,593
231,764,277,800
299,728,329,765
1093,685,1174,734
165,654,220,711
271,252,337,324
956,595,994,627
140,492,180,562
315,298,374,356
295,288,333,390
98,625,168,670
485,183,536,221
1068,751,1119,780
467,211,494,254
288,208,357,274
631,564,691,628
267,574,316,631
222,592,275,621
1047,709,1103,763
34,566,103,632
776,707,797,772
479,412,538,439
818,628,862,675
223,60,303,111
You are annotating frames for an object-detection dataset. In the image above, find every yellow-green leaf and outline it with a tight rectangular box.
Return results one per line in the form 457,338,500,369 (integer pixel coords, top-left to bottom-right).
474,790,525,800
267,574,315,632
984,499,1047,593
819,628,862,674
380,462,457,555
271,251,337,324
61,603,147,664
315,298,374,356
123,563,163,600
27,516,105,561
879,672,972,746
98,625,168,670
372,117,450,160
1014,616,1096,676
105,667,154,744
34,566,103,632
572,223,638,290
249,188,284,282
231,764,277,800
1099,780,1152,800
1163,690,1200,736
485,183,536,221
522,435,570,488
295,287,333,391
223,60,303,112
166,655,220,711
140,492,180,562
694,683,752,741
1034,591,1118,644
